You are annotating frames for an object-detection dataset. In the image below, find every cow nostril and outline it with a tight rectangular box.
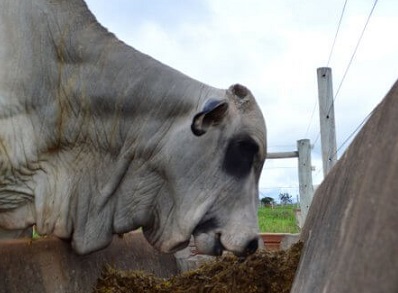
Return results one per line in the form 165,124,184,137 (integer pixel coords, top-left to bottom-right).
245,237,259,255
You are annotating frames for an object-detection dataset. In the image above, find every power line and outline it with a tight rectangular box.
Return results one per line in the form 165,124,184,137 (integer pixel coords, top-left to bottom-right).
313,107,374,182
305,0,349,141
312,132,320,147
268,1,379,192
327,0,349,67
311,0,378,159
304,100,318,139
329,108,375,161
313,166,323,179
327,0,379,116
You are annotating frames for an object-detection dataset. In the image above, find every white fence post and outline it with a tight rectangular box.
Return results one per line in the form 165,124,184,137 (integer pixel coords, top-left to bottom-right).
297,139,314,226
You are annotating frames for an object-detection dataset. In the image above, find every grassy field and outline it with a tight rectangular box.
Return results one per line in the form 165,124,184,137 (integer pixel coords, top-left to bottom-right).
258,205,300,233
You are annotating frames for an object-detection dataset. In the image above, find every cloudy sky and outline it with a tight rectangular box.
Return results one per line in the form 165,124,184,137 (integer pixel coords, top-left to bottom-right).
85,0,398,202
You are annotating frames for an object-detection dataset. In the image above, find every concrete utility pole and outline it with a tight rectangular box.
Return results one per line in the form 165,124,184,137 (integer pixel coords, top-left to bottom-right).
317,67,337,177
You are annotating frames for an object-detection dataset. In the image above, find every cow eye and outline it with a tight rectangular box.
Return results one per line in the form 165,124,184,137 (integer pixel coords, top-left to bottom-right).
223,135,259,178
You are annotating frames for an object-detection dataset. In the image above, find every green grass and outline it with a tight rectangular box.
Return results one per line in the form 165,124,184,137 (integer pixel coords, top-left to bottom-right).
258,205,300,233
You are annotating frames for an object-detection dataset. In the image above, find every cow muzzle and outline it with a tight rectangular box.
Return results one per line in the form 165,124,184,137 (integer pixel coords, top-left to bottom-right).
193,232,259,257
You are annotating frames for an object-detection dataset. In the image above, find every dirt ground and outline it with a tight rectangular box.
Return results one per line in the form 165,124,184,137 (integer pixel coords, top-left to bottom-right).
94,242,302,293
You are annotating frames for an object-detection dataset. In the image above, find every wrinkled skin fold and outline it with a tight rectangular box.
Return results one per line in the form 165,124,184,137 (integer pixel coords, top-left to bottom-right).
0,0,266,255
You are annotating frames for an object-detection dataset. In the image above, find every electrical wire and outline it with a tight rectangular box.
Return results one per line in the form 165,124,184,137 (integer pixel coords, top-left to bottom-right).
265,1,379,192
312,132,320,146
327,0,349,67
329,108,375,161
311,0,379,163
304,101,318,138
327,0,379,116
305,0,349,141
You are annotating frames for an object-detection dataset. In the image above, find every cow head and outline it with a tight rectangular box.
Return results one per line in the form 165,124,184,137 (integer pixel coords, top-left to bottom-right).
0,0,266,256
141,84,266,256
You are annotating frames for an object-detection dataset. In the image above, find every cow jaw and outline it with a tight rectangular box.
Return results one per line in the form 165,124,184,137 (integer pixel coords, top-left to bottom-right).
142,223,192,253
140,184,262,256
142,195,214,254
141,210,194,254
145,229,191,253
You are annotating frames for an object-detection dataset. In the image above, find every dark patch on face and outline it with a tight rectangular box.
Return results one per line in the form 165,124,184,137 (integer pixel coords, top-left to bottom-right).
223,134,259,179
193,217,219,235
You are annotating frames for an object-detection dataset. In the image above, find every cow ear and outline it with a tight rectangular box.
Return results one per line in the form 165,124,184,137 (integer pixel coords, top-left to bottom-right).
191,99,228,136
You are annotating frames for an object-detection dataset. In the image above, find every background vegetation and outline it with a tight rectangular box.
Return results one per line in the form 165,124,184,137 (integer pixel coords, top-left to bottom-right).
258,203,300,234
258,193,300,233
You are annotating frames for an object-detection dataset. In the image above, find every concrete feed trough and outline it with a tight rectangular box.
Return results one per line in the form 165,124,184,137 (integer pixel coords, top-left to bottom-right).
0,233,178,293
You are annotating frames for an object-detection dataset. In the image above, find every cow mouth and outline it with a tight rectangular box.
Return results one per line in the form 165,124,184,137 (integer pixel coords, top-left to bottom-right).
192,217,225,256
144,214,259,256
192,217,259,257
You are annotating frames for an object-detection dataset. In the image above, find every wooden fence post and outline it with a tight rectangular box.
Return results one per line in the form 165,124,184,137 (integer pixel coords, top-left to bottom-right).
297,139,314,225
